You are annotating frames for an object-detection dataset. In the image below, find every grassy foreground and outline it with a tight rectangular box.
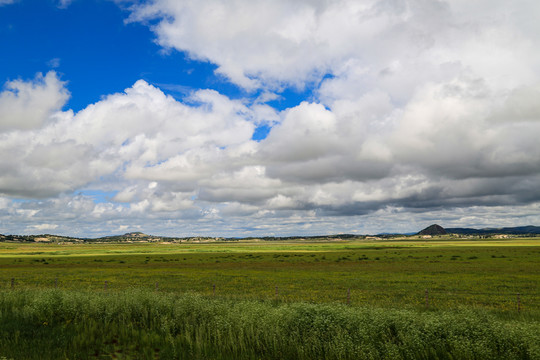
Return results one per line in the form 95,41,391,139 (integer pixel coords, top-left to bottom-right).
0,288,538,360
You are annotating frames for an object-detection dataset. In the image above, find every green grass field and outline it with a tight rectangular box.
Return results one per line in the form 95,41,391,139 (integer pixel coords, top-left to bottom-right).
1,289,539,359
1,237,539,315
0,237,539,359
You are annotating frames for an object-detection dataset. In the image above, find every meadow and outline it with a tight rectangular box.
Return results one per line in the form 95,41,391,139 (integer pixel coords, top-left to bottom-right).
1,237,538,312
0,237,539,358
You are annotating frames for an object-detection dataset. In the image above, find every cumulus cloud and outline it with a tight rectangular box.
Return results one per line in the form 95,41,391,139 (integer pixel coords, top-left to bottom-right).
2,0,540,235
0,71,69,132
28,224,59,231
2,70,540,234
123,0,540,196
129,0,408,89
127,0,540,93
0,76,260,199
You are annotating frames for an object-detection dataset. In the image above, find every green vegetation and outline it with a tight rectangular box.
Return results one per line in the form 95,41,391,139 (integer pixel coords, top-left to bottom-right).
1,238,538,313
0,237,538,358
0,289,538,359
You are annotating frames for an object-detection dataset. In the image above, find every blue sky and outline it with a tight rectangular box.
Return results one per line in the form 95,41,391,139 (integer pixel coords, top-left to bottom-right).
0,0,309,113
1,0,540,237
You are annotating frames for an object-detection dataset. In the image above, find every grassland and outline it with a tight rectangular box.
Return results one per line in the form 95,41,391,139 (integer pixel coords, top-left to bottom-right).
1,237,538,313
0,237,539,359
1,289,539,359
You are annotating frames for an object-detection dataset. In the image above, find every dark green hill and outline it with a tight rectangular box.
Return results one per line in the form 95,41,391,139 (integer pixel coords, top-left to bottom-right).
417,224,447,236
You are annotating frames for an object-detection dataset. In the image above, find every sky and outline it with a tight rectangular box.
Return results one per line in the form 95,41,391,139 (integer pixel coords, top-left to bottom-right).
1,0,540,237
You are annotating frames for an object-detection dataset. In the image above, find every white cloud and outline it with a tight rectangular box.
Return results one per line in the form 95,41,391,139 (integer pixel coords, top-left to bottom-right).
47,58,61,68
2,67,540,234
0,76,257,199
0,71,69,132
57,0,73,9
127,0,540,95
127,0,385,89
28,224,59,231
3,1,540,236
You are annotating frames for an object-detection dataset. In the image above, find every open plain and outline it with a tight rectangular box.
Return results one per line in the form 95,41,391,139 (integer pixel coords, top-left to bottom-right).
1,237,539,312
0,236,539,359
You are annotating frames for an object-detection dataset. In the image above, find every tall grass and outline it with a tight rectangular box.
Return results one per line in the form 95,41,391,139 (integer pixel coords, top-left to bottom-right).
0,288,538,359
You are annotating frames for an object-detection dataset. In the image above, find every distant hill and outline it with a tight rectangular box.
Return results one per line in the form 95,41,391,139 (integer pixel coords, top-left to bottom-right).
95,232,178,242
446,225,540,235
415,224,540,236
1,225,540,243
417,224,447,236
416,224,540,236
